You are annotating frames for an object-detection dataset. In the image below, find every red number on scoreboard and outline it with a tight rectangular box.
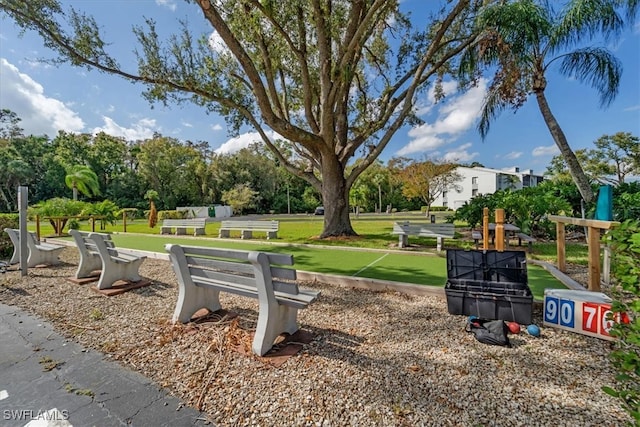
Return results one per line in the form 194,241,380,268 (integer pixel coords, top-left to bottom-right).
582,303,599,333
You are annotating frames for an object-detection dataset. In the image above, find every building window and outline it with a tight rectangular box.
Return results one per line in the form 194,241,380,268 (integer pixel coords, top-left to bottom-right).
442,190,447,198
443,200,448,208
471,177,478,184
472,189,478,197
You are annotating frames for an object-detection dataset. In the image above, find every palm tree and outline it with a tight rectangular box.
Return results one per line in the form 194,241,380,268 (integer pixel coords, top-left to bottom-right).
64,165,100,201
461,0,630,202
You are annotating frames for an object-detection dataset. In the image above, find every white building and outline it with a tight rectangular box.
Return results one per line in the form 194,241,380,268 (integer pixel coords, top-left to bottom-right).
436,166,544,210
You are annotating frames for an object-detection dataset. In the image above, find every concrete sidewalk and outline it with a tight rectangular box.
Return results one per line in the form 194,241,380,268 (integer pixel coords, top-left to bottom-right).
0,303,209,427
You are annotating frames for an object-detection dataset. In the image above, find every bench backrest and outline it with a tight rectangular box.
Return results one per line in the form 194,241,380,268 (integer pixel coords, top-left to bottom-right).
162,219,207,227
393,222,455,237
70,230,114,254
166,244,298,296
220,220,279,231
86,232,123,260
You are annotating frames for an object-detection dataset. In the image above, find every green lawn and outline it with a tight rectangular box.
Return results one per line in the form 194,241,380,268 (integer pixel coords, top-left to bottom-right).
38,214,578,301
56,232,566,301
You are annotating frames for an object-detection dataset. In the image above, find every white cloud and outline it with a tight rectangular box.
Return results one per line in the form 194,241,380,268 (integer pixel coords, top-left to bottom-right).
215,130,284,154
532,144,560,157
92,116,157,141
504,151,523,160
215,131,263,154
181,120,193,128
0,58,84,136
397,79,487,156
155,0,177,11
442,142,479,163
211,123,223,131
208,31,229,55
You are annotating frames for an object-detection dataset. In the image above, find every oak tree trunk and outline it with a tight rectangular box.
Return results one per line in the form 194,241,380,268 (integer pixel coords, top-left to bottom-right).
319,157,357,238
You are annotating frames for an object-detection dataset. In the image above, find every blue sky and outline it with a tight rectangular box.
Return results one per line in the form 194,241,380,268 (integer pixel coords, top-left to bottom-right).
0,0,638,176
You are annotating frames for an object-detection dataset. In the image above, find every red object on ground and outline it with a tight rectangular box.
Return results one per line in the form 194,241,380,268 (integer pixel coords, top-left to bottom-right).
507,322,521,334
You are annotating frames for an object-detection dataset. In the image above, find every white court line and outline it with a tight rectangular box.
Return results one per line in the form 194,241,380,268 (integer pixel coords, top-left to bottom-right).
352,253,390,277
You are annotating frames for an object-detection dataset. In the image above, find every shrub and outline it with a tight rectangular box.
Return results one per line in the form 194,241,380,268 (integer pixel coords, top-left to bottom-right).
157,210,187,220
0,214,19,259
602,220,640,423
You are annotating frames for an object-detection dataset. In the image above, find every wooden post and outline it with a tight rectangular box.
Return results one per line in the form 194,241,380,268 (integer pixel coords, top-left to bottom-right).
556,221,566,272
495,209,505,252
548,215,618,291
91,217,96,232
36,215,41,240
482,207,489,250
587,226,601,292
123,211,127,233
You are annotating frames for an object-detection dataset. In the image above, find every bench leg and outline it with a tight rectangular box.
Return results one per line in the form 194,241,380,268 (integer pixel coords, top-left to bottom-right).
266,231,277,240
96,258,145,290
172,284,222,323
9,245,20,264
253,303,299,356
27,247,64,268
194,227,205,236
75,252,102,279
398,234,408,248
437,237,443,251
241,230,253,239
160,227,171,235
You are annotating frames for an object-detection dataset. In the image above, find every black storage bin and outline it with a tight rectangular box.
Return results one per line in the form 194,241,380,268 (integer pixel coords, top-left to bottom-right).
445,249,533,324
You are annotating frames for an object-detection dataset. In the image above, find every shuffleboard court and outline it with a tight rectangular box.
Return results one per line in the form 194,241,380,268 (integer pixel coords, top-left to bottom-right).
106,234,567,299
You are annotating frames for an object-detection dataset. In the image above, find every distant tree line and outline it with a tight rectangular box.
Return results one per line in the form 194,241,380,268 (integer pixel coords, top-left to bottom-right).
1,110,637,222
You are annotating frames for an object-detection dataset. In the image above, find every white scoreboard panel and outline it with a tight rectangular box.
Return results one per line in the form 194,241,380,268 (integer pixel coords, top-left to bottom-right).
543,289,628,341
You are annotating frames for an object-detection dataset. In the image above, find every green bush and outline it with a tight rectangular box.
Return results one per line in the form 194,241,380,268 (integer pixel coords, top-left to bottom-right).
0,214,19,260
602,220,640,423
157,210,187,220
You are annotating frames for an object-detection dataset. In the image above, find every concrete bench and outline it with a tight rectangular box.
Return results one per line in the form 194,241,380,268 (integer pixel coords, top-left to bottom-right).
4,228,65,267
472,230,483,249
218,220,279,240
166,244,319,356
88,232,146,290
69,230,116,279
160,219,207,236
516,232,536,253
392,222,455,251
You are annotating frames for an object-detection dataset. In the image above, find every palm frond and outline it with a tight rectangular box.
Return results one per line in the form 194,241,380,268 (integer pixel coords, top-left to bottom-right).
553,0,624,47
558,47,622,107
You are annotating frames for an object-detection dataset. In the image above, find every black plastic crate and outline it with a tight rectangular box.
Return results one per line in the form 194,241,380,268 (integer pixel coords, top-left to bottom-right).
444,249,532,324
445,283,533,324
446,249,527,284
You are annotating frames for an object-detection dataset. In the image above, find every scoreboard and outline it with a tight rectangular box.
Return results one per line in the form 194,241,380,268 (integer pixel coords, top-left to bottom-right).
543,289,627,341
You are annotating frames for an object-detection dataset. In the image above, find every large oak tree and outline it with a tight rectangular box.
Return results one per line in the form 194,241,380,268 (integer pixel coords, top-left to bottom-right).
0,0,482,237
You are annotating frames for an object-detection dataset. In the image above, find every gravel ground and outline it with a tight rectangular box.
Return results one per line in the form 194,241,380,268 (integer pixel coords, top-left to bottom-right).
0,247,630,426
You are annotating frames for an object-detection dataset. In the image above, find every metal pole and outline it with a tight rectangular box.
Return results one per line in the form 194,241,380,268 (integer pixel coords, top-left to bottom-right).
18,186,28,277
287,185,291,215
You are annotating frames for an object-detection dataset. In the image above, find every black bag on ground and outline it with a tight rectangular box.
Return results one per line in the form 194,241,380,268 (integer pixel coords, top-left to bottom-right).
466,318,511,347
